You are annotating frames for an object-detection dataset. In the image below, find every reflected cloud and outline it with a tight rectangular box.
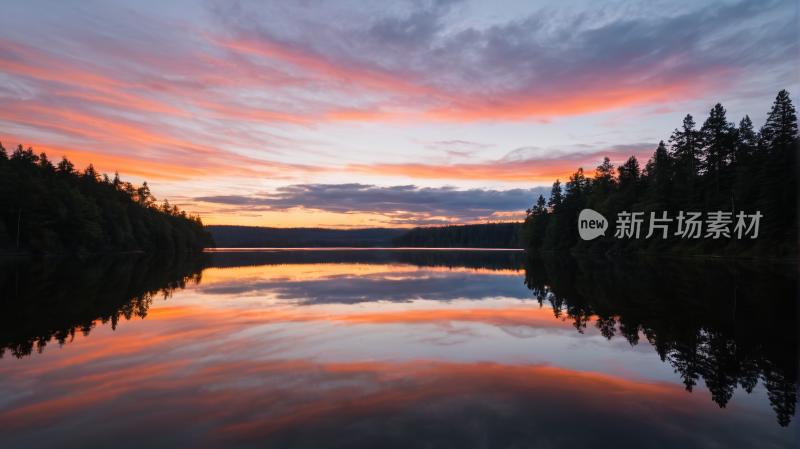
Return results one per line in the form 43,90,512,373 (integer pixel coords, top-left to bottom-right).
0,355,788,448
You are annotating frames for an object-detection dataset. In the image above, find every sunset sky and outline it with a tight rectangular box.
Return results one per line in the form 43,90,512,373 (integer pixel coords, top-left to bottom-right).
0,0,796,227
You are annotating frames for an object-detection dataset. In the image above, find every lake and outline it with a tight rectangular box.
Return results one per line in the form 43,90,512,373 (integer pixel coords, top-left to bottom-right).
0,250,796,448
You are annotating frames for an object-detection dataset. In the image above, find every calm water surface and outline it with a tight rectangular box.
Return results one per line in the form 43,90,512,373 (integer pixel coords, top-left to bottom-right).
0,250,796,448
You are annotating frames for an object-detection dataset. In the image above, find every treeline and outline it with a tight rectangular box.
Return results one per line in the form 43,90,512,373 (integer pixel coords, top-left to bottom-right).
0,144,215,253
521,90,798,257
391,222,521,248
523,252,797,426
207,225,407,248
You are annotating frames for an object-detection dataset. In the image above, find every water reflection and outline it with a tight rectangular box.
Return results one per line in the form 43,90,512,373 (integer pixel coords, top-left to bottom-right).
0,250,795,447
0,252,212,358
523,254,797,427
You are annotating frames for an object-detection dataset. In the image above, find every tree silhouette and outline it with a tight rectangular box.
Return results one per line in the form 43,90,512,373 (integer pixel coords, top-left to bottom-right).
669,114,702,196
700,103,735,195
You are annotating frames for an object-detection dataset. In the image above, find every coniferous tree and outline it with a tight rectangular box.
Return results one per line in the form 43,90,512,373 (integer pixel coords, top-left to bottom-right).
593,157,616,193
11,145,39,164
565,167,589,196
762,89,798,150
644,141,673,186
700,103,735,195
548,179,563,209
737,116,758,161
760,90,798,205
56,156,75,174
669,114,702,196
617,155,641,193
38,153,55,172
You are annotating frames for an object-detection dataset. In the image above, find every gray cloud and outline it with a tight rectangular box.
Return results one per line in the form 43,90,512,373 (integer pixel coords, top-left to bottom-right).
212,0,795,111
196,184,550,224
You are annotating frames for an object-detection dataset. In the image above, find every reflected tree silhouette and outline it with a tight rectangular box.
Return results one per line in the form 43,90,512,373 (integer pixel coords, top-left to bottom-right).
522,252,797,426
0,252,212,358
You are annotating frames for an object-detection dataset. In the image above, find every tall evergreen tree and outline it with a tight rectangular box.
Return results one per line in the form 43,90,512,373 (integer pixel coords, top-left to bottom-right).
593,157,616,193
669,114,702,196
565,167,588,196
644,141,673,186
617,155,641,193
56,156,75,174
762,89,798,150
760,90,799,206
700,103,735,195
548,179,563,209
38,153,55,172
737,115,757,160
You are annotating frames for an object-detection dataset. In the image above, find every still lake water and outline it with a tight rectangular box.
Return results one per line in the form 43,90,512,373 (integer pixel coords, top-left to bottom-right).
0,250,796,448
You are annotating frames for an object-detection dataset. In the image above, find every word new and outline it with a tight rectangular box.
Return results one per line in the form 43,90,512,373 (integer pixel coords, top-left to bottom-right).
578,209,608,240
614,211,762,239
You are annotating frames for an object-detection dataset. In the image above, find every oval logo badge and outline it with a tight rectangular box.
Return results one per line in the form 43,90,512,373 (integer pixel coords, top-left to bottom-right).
579,209,608,241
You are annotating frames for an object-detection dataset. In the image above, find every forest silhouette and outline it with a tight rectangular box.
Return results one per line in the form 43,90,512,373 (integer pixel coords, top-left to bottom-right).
521,90,798,257
0,147,215,253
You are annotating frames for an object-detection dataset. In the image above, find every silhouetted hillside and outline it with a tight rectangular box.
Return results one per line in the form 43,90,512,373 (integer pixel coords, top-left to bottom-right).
207,225,408,248
391,223,521,248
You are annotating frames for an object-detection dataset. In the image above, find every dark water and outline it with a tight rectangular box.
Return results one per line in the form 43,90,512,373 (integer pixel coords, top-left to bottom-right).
0,250,796,448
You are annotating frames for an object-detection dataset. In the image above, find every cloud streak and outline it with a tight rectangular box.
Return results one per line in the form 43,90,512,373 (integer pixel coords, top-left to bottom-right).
195,183,550,225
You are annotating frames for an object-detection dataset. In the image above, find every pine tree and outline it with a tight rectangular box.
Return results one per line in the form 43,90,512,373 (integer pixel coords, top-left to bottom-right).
762,90,798,206
38,153,55,171
669,114,702,195
83,164,100,181
617,155,641,192
737,115,757,161
548,179,563,209
535,194,547,214
700,103,735,195
594,157,616,193
566,167,588,196
644,141,673,185
56,156,75,174
762,89,798,150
